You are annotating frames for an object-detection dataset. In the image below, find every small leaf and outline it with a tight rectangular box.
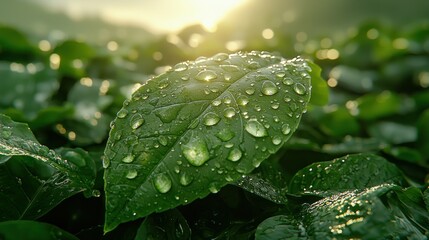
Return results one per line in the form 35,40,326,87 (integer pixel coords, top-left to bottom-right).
104,52,314,232
289,153,406,197
0,220,78,240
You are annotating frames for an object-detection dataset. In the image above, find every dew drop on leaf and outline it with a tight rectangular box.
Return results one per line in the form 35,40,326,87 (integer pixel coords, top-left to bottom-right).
122,155,135,163
293,83,307,95
196,70,217,81
220,64,240,72
281,124,291,135
158,136,168,146
174,62,188,72
126,169,138,179
276,71,286,78
283,77,293,85
209,182,220,193
130,114,144,130
237,95,249,106
227,148,243,162
203,112,221,126
181,137,210,166
179,172,193,186
212,53,229,62
64,151,86,167
245,87,255,95
215,128,235,142
223,107,236,118
212,99,222,107
245,119,268,137
261,81,278,96
102,156,110,168
272,135,282,145
153,173,172,193
116,109,128,119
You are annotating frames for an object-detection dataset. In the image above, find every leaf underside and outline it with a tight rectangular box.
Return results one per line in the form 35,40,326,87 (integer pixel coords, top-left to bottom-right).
103,51,314,232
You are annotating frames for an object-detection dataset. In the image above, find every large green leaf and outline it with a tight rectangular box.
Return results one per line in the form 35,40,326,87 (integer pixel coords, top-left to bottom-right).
256,185,429,239
104,52,313,232
0,220,78,240
289,153,406,197
0,114,96,220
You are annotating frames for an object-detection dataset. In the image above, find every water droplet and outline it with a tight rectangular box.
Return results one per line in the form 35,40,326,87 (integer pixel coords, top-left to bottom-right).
223,107,236,118
283,77,294,85
64,151,86,167
179,172,193,186
284,97,291,102
293,83,307,95
174,62,188,72
237,95,249,106
203,112,220,126
122,155,134,163
227,148,242,162
271,102,280,109
276,71,286,78
254,105,262,112
158,136,168,146
224,73,232,81
181,137,210,166
116,109,128,119
213,53,229,62
261,81,278,95
245,87,255,95
126,169,138,179
216,128,235,141
212,99,222,107
130,114,144,130
153,173,172,193
196,70,217,81
281,124,291,135
209,182,220,193
92,189,101,197
247,61,260,69
245,119,267,137
181,74,190,81
102,156,110,168
272,136,282,145
220,64,240,72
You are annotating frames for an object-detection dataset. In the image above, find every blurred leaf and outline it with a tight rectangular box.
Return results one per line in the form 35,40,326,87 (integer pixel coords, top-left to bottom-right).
329,65,379,93
53,40,96,77
104,52,313,232
384,146,426,166
0,26,35,57
306,60,328,106
289,153,406,197
134,210,191,240
256,184,428,239
355,91,401,120
0,62,59,119
417,109,429,157
321,137,387,154
29,104,74,129
0,220,78,240
318,106,360,137
368,121,417,144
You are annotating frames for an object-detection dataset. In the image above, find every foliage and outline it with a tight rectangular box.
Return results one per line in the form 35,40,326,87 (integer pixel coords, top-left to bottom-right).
0,20,429,239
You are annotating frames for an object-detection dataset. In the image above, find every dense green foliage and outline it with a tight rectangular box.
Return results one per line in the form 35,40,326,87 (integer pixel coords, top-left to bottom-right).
0,19,429,239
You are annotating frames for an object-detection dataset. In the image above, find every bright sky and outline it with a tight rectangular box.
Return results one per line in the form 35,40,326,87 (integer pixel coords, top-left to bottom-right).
32,0,247,33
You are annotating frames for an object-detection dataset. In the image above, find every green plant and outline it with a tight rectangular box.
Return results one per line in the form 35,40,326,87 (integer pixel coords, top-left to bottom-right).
1,23,429,239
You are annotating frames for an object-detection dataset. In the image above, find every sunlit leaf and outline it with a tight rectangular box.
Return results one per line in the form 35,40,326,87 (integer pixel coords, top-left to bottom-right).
256,184,429,239
103,52,315,232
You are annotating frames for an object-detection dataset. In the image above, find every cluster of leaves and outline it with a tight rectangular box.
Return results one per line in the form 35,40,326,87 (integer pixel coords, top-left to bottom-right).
0,20,429,239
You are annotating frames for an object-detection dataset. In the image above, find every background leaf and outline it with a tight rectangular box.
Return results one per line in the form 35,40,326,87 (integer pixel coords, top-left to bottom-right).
289,153,407,197
0,114,96,220
103,52,313,232
0,220,78,240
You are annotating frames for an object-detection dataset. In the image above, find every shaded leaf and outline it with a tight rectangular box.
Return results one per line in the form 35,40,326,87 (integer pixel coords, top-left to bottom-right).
103,52,314,232
368,121,417,144
0,220,78,240
289,153,406,197
0,114,96,220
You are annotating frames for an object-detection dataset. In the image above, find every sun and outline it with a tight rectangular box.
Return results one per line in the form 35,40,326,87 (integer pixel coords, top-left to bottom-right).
184,0,245,32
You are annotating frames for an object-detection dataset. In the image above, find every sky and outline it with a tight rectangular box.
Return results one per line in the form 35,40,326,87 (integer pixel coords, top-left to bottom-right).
30,0,247,33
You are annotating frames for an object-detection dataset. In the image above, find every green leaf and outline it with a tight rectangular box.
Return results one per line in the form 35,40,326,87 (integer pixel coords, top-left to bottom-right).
355,91,401,121
321,137,387,154
104,52,314,232
289,153,406,197
134,210,191,240
0,114,96,220
368,121,417,144
306,60,328,106
256,185,429,239
0,61,59,120
255,215,307,240
0,220,78,240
